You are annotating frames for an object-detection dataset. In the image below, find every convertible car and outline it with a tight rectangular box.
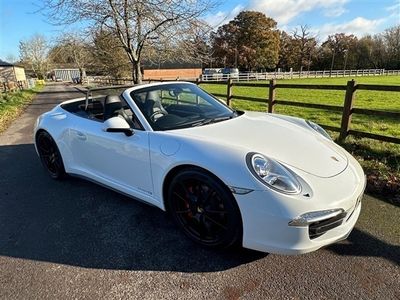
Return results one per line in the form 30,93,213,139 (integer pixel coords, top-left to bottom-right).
34,82,366,254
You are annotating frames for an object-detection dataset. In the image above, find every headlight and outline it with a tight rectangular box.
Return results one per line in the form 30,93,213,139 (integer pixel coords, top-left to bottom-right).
246,153,301,194
306,120,332,140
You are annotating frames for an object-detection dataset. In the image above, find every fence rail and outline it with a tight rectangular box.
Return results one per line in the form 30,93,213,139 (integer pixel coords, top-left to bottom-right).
174,78,399,144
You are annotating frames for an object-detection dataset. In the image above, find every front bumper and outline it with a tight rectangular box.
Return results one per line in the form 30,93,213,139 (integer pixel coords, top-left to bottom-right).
234,160,365,255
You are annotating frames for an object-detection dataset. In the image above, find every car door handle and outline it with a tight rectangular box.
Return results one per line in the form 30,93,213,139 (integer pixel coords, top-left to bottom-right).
76,131,87,141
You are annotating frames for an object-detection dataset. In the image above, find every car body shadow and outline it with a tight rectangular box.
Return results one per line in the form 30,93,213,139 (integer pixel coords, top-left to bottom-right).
0,143,266,272
327,228,400,266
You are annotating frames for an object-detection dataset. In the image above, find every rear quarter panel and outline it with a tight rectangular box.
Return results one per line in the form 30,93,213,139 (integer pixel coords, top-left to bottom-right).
34,104,78,173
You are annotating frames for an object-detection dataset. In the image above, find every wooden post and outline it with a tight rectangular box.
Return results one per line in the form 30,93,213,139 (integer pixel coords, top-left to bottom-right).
339,80,356,142
195,78,201,104
226,78,233,107
268,79,276,113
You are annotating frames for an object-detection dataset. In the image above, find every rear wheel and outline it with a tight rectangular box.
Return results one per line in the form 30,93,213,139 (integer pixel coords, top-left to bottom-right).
167,169,242,249
36,131,66,179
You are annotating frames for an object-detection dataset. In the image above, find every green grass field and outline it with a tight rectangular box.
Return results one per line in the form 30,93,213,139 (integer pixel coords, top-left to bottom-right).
201,76,400,201
0,85,43,133
201,76,400,137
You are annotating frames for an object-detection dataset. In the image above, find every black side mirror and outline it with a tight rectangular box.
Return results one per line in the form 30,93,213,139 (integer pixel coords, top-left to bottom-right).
106,128,134,136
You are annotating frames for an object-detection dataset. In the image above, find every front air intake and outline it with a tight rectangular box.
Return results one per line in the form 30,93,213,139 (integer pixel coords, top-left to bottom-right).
308,211,347,239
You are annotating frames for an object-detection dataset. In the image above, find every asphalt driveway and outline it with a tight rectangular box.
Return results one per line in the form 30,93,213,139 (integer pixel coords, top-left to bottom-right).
0,83,399,299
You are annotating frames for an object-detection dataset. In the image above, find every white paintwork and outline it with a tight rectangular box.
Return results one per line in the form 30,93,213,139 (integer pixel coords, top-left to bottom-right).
103,116,131,130
34,82,366,255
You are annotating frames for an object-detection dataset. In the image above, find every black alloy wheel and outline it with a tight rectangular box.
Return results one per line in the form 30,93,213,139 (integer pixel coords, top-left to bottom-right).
36,131,66,179
168,168,242,249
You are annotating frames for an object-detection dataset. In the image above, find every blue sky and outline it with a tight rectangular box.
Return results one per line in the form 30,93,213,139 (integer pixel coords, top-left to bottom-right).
206,0,400,41
1,0,399,60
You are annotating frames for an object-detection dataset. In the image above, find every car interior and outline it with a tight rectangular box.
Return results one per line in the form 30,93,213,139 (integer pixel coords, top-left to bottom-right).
61,94,143,130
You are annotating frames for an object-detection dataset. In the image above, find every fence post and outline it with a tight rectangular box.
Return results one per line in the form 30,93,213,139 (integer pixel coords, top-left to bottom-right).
226,78,233,107
268,79,276,113
339,80,356,142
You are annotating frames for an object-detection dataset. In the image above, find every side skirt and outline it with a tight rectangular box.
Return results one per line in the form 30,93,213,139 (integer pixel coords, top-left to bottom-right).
68,172,164,211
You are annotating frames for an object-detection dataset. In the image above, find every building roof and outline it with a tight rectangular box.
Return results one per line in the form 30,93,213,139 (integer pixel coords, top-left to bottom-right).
0,59,15,67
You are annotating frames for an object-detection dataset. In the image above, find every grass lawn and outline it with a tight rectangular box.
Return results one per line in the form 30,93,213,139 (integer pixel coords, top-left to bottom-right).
201,76,400,203
0,85,44,133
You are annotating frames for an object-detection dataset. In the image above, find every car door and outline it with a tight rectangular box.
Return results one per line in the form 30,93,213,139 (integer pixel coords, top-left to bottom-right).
69,116,153,197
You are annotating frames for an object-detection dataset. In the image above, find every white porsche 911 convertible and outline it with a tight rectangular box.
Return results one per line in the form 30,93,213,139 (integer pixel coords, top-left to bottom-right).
34,82,366,255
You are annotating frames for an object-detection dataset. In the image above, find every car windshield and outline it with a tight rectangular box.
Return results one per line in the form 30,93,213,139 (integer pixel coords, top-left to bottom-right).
130,83,237,131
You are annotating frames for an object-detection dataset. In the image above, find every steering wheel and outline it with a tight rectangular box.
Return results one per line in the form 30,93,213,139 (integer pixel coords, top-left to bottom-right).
149,110,168,122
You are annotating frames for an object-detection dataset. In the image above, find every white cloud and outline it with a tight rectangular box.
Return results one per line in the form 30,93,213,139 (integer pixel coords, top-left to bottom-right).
248,0,349,25
313,17,385,41
203,4,245,28
386,1,400,19
324,6,348,18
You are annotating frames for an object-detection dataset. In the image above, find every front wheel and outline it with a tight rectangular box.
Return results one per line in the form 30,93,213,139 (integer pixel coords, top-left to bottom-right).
36,131,66,179
167,169,242,249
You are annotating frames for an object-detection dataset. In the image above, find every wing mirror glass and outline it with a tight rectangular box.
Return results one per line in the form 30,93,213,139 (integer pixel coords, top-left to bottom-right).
104,116,134,136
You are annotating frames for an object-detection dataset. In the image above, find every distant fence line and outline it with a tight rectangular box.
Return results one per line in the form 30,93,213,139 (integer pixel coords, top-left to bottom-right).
87,69,400,86
201,69,400,81
87,76,133,86
0,79,37,93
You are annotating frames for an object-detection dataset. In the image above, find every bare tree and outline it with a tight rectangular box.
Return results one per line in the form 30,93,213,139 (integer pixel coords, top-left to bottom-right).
383,25,400,69
142,19,213,69
175,20,213,66
292,25,317,72
43,0,215,83
91,29,132,78
19,34,49,79
5,54,18,64
49,34,92,83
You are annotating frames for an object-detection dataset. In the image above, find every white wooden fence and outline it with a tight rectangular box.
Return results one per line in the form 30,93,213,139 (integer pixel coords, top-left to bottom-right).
200,69,400,82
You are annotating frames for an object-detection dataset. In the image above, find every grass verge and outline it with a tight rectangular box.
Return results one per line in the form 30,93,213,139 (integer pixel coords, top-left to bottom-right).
340,137,399,205
0,85,44,133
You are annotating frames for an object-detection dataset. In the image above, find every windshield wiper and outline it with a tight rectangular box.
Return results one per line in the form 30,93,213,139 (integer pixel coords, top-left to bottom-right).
191,115,233,127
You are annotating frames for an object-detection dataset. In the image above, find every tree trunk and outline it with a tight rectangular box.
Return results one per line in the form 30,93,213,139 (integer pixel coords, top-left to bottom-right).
79,68,86,84
132,60,142,84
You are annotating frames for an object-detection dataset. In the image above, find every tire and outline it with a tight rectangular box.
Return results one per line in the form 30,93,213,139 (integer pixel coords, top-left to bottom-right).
167,168,242,249
36,131,66,179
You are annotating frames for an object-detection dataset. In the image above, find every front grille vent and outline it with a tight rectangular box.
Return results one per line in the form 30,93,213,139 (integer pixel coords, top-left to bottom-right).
309,212,347,239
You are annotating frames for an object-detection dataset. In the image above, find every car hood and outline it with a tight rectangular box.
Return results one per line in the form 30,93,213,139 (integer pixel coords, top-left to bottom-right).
173,111,348,178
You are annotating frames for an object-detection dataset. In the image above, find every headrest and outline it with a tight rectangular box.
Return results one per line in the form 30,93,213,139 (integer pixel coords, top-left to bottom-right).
146,90,160,102
105,95,122,107
104,95,122,120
